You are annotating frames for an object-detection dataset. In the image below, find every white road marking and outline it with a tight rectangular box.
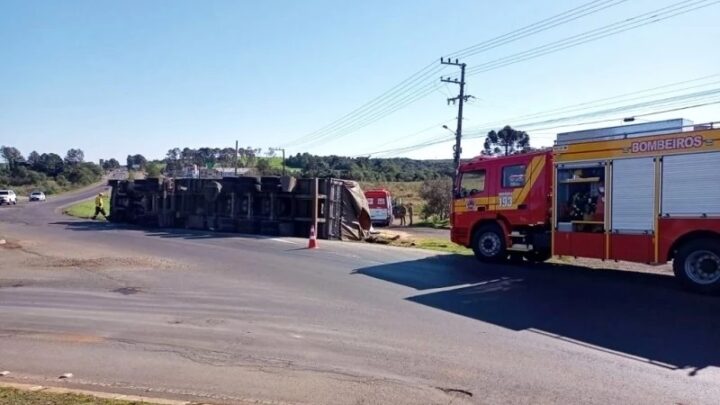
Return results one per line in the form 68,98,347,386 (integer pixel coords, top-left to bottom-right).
270,238,297,245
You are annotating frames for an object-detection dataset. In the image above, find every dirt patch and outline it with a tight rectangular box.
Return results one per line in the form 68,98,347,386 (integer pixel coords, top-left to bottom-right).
0,240,22,250
0,281,25,289
112,286,142,295
25,256,176,270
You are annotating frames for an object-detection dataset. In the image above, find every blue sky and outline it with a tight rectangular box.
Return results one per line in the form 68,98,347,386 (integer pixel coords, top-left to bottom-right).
1,0,719,163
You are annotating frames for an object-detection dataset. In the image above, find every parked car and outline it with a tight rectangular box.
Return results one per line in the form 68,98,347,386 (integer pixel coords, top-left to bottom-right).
29,191,46,201
0,190,17,205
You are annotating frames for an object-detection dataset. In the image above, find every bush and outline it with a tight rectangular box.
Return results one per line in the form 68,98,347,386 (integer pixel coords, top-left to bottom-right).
146,162,162,177
419,178,452,220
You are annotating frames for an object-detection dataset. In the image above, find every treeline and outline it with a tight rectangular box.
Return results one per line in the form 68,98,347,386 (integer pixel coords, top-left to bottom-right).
135,147,455,181
0,146,104,194
161,147,263,172
286,153,454,181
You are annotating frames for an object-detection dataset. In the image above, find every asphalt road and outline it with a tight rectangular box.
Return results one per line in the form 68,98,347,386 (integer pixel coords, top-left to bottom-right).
0,187,719,404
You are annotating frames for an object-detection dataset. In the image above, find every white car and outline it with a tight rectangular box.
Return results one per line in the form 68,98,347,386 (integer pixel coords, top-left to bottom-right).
0,190,17,205
29,191,46,202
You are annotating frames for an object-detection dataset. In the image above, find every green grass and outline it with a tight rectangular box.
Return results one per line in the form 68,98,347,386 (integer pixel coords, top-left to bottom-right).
0,387,154,405
366,233,470,255
265,157,301,173
412,218,450,229
412,237,471,255
63,196,110,220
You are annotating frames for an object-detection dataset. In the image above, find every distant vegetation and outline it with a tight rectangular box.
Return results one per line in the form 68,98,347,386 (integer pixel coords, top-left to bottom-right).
0,146,105,195
154,147,454,180
286,153,454,181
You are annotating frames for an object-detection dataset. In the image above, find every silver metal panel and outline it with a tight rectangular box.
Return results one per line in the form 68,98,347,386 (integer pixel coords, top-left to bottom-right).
556,161,605,169
556,118,693,146
612,157,655,233
662,152,720,216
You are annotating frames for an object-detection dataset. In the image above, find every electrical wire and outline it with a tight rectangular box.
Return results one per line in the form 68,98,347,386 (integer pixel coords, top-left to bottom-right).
466,0,720,76
282,0,629,149
366,90,720,156
448,0,628,60
463,73,720,130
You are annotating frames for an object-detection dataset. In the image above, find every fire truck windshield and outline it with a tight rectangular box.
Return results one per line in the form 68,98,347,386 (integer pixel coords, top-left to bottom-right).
459,170,486,197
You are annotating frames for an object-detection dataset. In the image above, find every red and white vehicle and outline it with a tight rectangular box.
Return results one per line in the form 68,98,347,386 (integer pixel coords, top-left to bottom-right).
451,119,720,293
365,188,394,226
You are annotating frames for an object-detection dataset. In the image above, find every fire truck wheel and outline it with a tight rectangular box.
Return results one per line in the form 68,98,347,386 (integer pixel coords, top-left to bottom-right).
472,224,507,263
525,249,552,263
673,238,720,294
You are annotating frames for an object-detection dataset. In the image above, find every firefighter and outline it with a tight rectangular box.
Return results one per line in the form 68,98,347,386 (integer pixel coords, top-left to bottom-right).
92,192,108,220
398,204,407,226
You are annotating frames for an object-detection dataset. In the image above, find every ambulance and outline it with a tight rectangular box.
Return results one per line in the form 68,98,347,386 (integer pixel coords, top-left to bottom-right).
365,188,394,226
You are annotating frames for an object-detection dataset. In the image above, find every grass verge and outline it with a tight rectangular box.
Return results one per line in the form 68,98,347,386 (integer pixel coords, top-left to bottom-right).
366,234,470,255
0,386,154,405
63,196,110,220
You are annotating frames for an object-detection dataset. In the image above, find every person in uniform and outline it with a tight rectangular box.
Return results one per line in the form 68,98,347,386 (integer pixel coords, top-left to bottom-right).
92,192,108,220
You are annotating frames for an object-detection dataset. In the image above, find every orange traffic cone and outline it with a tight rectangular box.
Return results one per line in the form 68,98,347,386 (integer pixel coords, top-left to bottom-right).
308,225,318,249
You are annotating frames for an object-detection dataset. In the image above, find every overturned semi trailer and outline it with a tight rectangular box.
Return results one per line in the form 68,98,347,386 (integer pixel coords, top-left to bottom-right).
107,176,371,241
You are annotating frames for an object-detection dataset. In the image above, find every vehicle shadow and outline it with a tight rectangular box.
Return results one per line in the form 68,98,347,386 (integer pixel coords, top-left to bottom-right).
49,220,271,241
353,254,720,375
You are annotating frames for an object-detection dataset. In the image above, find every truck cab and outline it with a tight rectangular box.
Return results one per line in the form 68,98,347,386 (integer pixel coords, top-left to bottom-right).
452,150,554,262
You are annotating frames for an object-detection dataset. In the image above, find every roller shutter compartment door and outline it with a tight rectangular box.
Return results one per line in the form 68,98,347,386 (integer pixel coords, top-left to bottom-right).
612,157,656,233
662,152,720,217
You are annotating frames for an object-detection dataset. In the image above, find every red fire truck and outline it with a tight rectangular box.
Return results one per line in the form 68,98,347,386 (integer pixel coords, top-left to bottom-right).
451,119,720,293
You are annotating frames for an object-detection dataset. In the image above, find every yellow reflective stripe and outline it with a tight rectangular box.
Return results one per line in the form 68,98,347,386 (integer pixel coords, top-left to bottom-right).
453,155,546,212
515,155,545,205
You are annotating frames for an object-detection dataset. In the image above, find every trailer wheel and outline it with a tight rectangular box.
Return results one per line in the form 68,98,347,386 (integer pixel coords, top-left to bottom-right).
673,238,720,294
472,224,507,263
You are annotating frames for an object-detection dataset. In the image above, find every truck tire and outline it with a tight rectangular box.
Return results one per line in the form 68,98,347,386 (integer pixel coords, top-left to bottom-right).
472,224,507,263
673,238,720,294
525,249,552,263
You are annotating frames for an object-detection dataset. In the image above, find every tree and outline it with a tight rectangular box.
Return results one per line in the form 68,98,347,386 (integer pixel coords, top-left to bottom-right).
27,151,41,167
255,158,271,175
126,154,147,170
64,148,85,165
146,162,163,177
419,178,453,220
37,153,64,176
1,146,24,172
102,158,120,171
482,125,531,156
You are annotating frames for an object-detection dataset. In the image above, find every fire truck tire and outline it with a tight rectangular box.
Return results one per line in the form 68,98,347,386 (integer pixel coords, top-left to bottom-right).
525,249,552,263
472,224,507,263
673,238,720,294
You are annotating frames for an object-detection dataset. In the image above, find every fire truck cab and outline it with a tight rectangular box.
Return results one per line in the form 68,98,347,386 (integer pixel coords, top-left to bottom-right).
452,119,720,293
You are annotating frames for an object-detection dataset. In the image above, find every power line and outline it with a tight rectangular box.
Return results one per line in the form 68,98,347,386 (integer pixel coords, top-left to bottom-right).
296,80,444,149
283,0,717,151
466,0,720,76
464,87,720,138
352,118,457,156
282,0,628,149
448,0,628,59
463,74,720,134
283,63,446,147
367,89,720,156
464,73,720,130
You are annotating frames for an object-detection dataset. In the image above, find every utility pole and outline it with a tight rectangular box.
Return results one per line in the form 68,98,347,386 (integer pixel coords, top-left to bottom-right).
440,58,471,183
234,140,239,177
271,147,287,176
